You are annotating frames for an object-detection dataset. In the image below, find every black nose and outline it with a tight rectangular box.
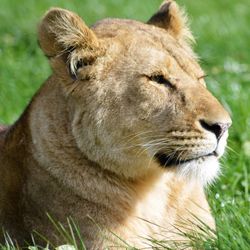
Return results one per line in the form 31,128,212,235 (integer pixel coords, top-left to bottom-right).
200,120,231,140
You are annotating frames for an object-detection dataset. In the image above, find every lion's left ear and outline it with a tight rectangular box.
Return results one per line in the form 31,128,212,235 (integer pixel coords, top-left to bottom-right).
147,0,194,43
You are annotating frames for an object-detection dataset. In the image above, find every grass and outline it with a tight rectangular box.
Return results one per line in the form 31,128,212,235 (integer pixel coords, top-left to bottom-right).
0,0,249,249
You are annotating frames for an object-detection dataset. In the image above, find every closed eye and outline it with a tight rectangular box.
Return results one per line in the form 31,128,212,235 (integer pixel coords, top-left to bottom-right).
149,75,174,89
198,74,208,80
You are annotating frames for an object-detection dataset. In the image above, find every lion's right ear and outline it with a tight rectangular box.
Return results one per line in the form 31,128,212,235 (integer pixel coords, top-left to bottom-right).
38,8,99,57
38,8,100,78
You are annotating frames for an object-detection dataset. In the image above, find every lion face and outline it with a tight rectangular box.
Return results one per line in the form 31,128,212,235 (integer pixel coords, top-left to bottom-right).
39,1,231,184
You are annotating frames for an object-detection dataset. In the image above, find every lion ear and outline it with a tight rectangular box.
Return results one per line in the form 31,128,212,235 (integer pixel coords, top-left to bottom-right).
147,0,194,43
38,8,101,79
38,8,99,57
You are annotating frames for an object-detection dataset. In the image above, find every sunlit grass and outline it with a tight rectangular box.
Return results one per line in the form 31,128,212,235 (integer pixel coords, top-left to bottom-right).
0,0,249,249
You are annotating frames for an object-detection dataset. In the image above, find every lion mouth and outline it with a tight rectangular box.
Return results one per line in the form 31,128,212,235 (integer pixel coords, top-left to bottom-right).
155,152,215,168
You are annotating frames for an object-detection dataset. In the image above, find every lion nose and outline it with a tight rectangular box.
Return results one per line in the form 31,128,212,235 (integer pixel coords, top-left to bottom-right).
199,120,232,140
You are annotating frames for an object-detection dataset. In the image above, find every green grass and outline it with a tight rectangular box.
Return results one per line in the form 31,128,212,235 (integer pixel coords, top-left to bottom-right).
0,0,249,249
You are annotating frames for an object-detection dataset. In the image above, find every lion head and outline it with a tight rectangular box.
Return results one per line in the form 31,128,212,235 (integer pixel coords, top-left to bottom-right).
38,0,231,185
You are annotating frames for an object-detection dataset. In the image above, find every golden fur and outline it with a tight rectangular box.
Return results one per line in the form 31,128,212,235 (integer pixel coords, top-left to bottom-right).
0,1,231,248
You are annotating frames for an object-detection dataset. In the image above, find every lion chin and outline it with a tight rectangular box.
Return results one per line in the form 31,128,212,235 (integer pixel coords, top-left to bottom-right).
155,153,220,185
155,129,229,185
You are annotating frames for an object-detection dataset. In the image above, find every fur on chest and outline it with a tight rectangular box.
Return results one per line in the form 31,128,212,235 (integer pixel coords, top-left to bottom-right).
115,173,174,245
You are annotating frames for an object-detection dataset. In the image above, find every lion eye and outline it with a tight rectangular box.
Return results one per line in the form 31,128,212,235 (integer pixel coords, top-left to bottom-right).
149,75,174,88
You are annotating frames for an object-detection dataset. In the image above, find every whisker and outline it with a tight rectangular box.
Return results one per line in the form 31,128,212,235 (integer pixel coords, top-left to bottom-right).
225,145,238,155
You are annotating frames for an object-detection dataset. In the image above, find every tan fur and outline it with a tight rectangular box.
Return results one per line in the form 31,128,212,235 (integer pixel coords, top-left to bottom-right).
0,1,231,249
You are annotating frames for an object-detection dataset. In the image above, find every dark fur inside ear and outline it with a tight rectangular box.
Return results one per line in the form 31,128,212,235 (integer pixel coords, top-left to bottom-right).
147,1,172,30
68,56,95,80
147,0,194,43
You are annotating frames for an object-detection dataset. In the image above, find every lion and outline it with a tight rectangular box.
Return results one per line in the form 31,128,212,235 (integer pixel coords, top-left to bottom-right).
0,0,231,249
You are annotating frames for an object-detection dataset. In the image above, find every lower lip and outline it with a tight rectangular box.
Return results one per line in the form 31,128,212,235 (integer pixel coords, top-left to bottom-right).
155,153,215,168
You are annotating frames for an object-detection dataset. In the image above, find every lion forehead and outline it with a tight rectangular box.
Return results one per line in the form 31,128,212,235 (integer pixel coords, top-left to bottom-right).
92,18,203,80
